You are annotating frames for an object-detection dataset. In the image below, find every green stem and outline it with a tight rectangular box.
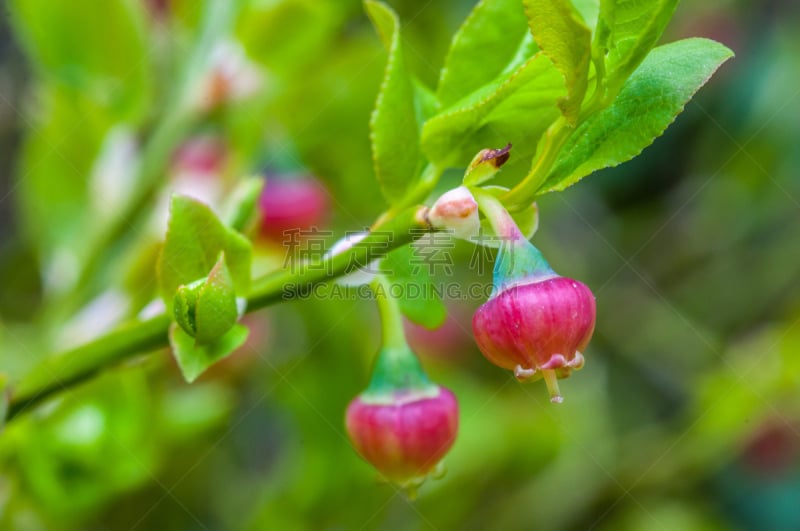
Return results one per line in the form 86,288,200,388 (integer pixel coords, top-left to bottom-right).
503,88,611,210
6,206,433,421
361,276,433,401
472,188,524,241
472,188,553,296
502,117,569,209
371,275,407,351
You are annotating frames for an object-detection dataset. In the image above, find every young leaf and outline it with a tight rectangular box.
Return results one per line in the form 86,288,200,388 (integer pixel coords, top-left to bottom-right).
540,38,734,193
158,195,252,308
598,0,679,92
436,0,534,108
523,0,592,124
422,53,565,169
365,0,421,205
193,254,239,345
381,245,447,330
169,323,249,383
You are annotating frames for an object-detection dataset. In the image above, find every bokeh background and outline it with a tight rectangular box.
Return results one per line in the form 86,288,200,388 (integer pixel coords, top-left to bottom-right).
1,0,800,529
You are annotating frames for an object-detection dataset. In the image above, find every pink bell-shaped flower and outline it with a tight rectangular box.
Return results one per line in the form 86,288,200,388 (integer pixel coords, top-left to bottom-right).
471,191,596,403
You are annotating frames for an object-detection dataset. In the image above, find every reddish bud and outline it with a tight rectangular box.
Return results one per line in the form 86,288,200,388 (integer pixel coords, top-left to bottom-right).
258,176,329,242
346,385,458,486
427,186,480,240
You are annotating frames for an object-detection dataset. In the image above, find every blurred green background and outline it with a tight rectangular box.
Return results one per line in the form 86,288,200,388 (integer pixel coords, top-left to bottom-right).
1,0,800,529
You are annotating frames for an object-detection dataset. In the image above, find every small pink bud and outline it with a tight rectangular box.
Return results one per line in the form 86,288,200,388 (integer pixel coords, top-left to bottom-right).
472,276,596,402
427,186,480,240
258,176,329,242
346,386,458,487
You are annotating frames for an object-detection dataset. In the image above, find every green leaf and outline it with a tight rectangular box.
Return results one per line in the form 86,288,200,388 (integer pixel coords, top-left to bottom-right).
381,246,447,330
8,0,151,121
237,0,347,77
158,195,252,308
598,0,679,92
523,0,592,124
422,53,565,169
413,78,439,126
365,0,421,205
194,255,239,345
169,323,249,383
436,0,534,109
541,38,734,193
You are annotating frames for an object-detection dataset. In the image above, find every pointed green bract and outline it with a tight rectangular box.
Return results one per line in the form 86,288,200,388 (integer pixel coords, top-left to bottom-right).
541,38,734,193
382,246,447,330
436,0,534,108
422,53,564,169
158,195,252,310
365,0,421,205
523,0,592,124
169,323,249,383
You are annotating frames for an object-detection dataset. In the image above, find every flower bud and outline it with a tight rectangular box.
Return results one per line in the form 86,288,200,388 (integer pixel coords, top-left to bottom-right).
346,367,458,487
463,143,511,186
348,277,459,488
427,186,480,240
471,193,595,403
173,254,241,345
258,175,330,243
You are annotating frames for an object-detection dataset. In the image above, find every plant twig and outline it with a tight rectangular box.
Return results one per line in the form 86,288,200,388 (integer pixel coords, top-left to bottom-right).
6,205,433,421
